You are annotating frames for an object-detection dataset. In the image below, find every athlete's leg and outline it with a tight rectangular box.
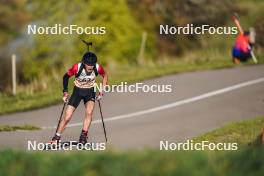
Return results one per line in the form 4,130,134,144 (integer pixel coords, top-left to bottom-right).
233,57,241,64
79,101,95,144
232,47,241,64
49,105,76,143
57,105,75,134
57,86,82,134
50,87,81,143
82,101,95,132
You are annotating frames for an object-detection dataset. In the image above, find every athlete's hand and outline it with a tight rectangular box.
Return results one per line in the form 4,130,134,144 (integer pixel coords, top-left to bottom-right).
63,92,69,103
96,92,104,101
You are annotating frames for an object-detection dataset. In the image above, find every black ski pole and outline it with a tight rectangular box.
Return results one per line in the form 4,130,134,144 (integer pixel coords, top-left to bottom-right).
54,102,67,134
98,100,108,143
44,102,66,150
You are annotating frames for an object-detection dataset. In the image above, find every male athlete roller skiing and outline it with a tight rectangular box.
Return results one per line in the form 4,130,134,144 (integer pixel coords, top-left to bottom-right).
50,51,108,144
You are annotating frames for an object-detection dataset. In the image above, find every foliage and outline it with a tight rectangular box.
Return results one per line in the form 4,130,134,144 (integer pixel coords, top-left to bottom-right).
127,0,237,55
0,0,30,91
0,0,30,45
22,0,143,82
255,14,264,48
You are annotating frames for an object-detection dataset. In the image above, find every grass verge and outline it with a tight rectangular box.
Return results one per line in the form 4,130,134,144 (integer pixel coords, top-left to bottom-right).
0,124,40,132
0,142,263,175
194,116,264,146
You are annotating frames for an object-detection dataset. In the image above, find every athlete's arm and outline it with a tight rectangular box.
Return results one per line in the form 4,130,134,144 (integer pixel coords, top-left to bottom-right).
63,74,70,93
233,15,244,35
63,64,78,93
97,64,108,95
101,72,108,95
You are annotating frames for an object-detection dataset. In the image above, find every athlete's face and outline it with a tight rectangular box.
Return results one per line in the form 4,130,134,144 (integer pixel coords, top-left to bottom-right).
84,64,94,72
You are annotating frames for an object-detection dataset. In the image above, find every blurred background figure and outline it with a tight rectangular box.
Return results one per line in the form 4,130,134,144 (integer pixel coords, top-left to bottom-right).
232,31,251,64
232,28,255,64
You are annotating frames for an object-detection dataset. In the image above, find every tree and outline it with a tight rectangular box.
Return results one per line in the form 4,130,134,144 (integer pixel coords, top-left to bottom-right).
0,0,30,91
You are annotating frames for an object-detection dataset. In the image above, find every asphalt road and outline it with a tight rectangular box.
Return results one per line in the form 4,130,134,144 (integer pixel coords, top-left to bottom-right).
0,65,264,150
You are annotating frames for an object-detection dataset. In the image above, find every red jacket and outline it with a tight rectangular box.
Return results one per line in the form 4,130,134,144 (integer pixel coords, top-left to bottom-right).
234,34,250,53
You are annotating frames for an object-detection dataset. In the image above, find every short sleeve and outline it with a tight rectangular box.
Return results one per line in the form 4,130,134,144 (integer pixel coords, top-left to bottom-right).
96,64,105,76
67,64,78,77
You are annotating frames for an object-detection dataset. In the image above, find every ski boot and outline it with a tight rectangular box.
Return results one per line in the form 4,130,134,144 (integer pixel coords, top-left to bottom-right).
49,134,61,145
79,130,88,144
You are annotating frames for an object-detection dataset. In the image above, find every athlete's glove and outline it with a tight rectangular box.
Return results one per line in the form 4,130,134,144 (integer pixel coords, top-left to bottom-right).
63,92,69,103
96,92,104,101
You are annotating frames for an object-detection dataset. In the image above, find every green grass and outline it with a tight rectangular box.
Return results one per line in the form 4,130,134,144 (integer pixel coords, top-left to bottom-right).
194,116,264,146
0,142,263,175
0,90,61,115
0,124,40,132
